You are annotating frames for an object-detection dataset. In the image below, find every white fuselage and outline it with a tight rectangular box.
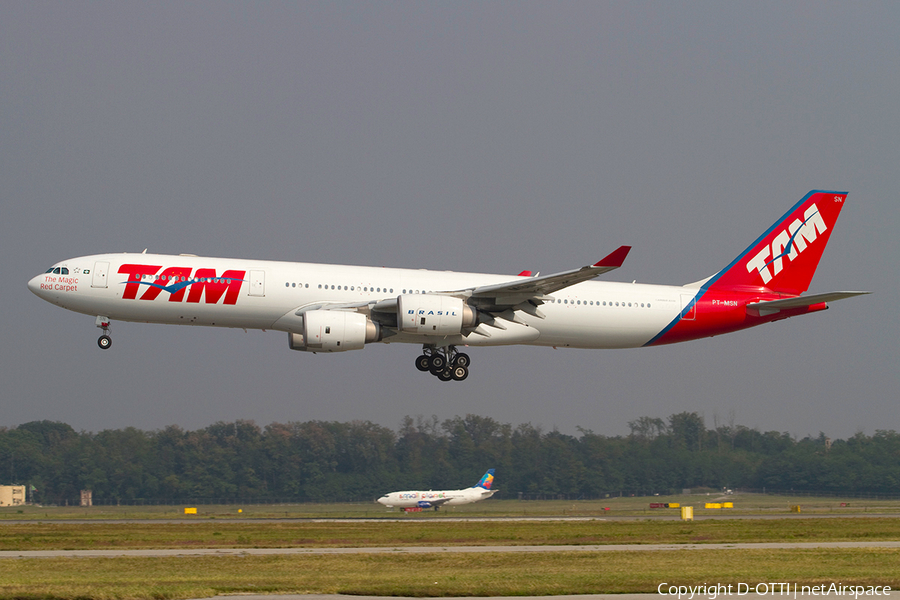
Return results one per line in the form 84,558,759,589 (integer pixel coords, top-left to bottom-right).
377,486,495,508
28,252,689,350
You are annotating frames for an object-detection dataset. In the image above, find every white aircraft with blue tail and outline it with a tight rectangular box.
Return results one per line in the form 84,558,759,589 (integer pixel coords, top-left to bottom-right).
377,470,496,511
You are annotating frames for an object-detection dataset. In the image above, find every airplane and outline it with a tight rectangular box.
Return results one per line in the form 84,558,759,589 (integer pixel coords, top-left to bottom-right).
376,469,496,511
28,190,869,381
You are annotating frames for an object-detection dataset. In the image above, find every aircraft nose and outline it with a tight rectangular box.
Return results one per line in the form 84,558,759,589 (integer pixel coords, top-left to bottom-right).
27,274,45,296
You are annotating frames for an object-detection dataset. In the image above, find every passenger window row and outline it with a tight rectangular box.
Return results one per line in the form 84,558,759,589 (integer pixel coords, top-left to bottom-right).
284,283,438,294
552,299,651,308
281,281,650,308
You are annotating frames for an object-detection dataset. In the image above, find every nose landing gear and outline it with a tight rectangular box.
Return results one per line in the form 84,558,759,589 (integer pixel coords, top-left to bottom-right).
415,345,469,381
96,316,112,350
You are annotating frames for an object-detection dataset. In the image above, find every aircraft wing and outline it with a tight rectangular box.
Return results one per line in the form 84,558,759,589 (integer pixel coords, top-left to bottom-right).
287,248,630,313
464,246,631,304
277,247,630,332
747,291,871,314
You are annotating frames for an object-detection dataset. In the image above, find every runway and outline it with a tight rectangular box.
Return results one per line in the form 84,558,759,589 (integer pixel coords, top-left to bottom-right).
1,512,897,525
4,540,900,559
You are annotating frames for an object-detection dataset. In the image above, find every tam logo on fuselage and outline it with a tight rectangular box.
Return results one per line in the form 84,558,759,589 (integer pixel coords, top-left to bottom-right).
744,204,827,285
117,264,246,305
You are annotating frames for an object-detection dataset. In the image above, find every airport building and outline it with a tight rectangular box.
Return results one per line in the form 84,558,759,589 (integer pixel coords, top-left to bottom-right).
0,485,26,507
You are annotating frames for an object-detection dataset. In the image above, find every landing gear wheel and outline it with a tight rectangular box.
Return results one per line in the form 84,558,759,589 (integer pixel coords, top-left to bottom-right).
451,365,469,381
416,345,472,380
415,355,431,372
452,353,470,368
428,354,446,374
98,335,112,350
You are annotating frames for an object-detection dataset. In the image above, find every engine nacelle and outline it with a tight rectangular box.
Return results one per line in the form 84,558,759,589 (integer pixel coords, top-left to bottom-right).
398,294,476,336
288,310,380,352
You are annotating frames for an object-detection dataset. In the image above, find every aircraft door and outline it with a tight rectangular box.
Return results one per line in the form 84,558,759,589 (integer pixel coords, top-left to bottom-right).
680,294,697,321
249,270,265,297
91,261,109,288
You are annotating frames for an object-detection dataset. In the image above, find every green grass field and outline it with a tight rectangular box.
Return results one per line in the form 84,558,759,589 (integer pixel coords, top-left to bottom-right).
2,517,900,550
1,549,898,599
1,495,899,599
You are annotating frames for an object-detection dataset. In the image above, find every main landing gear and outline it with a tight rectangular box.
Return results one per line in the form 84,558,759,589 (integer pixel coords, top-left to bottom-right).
415,345,470,381
96,316,112,350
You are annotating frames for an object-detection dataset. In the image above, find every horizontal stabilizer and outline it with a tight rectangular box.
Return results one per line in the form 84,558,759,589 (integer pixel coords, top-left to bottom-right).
747,291,871,312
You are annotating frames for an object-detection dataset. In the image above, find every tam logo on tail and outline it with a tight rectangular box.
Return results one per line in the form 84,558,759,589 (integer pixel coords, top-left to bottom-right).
705,191,846,295
744,204,828,284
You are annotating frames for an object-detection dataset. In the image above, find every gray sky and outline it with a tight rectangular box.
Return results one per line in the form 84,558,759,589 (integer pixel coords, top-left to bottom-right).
2,1,897,440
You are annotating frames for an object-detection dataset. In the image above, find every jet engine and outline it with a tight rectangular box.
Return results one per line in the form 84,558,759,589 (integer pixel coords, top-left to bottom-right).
288,310,380,352
397,294,477,336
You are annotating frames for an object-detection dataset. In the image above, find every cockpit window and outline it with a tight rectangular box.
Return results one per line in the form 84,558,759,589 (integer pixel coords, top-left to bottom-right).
60,268,69,274
47,267,69,274
46,268,54,273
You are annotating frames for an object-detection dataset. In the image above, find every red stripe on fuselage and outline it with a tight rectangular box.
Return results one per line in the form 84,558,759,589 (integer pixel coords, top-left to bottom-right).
649,291,828,346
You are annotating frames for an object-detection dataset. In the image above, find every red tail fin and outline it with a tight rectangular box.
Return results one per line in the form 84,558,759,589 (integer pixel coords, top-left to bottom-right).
704,191,847,295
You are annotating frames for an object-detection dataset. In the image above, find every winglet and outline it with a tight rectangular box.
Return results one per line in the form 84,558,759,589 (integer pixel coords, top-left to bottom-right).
594,245,631,268
516,270,533,277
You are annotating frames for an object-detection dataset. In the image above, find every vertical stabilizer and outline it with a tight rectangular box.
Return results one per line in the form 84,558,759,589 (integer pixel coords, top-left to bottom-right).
475,469,495,490
703,191,847,295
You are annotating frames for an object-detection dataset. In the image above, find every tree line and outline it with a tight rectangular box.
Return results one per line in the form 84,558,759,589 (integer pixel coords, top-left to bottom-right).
2,413,898,505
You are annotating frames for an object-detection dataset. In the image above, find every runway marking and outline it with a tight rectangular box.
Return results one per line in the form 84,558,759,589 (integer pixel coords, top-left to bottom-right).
4,541,900,559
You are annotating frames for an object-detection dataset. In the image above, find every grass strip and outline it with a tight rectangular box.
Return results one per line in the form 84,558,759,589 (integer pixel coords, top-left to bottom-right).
2,518,900,550
1,549,898,599
5,497,899,521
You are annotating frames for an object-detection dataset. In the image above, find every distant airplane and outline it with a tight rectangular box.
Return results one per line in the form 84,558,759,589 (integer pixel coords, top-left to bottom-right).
28,190,868,381
377,469,496,511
